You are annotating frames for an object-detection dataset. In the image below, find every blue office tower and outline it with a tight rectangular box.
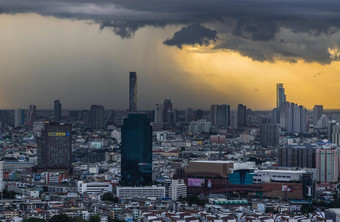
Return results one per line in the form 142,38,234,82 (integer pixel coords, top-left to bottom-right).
121,113,152,186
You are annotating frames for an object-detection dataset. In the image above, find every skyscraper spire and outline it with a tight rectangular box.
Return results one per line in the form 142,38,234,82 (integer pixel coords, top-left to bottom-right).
129,72,137,112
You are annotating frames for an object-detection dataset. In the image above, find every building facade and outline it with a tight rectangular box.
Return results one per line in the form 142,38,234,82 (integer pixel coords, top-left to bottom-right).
316,148,339,183
90,105,105,129
37,122,72,173
260,124,280,147
121,113,152,186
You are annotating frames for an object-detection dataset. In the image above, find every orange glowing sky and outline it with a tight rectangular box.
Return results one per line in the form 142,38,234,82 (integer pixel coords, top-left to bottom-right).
1,13,340,110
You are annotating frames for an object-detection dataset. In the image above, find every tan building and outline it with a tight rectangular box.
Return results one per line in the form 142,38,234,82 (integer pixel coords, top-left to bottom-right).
186,161,234,178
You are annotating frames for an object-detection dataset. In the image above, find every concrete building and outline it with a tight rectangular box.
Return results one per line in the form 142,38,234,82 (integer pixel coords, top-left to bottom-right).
154,104,163,123
14,109,25,127
237,104,247,127
278,145,316,168
260,123,279,147
313,105,324,126
210,134,226,144
210,104,230,128
168,179,187,201
316,114,330,129
163,99,173,123
276,83,286,109
316,147,339,183
26,105,36,125
189,119,212,134
90,105,105,129
332,123,340,145
253,169,313,184
37,122,72,174
77,181,113,194
280,102,307,134
116,186,165,199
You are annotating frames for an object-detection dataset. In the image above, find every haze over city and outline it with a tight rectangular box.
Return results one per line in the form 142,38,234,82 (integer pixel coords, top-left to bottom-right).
1,0,340,110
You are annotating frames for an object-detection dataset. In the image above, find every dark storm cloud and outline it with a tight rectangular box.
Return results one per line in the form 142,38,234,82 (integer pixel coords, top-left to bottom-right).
163,24,218,49
2,0,340,63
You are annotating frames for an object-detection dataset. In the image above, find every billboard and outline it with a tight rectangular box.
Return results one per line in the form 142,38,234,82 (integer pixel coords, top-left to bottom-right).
282,185,292,192
48,132,71,136
188,178,204,187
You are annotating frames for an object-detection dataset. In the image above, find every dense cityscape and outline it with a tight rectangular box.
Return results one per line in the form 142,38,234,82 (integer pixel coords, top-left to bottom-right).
0,72,337,221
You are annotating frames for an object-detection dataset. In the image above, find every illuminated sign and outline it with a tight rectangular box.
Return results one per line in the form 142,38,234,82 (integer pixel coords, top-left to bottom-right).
48,132,71,136
188,178,205,187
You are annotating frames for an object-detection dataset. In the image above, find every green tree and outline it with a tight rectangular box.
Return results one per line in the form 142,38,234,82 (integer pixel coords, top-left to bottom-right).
102,192,114,201
72,217,87,222
102,192,119,203
89,215,100,222
23,218,46,222
2,189,18,199
49,214,72,222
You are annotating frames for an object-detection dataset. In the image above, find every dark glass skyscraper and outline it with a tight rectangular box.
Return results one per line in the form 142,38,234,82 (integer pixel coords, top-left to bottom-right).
38,122,72,173
121,113,152,186
129,72,137,113
54,100,62,122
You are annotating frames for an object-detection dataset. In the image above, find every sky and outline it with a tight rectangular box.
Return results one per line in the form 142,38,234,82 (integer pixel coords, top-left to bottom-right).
1,0,340,110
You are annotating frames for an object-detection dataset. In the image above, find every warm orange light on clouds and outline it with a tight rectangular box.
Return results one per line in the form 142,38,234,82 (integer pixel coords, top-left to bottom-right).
0,13,340,110
172,46,340,110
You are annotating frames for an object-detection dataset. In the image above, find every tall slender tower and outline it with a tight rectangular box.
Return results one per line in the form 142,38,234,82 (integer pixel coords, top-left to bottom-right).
276,83,286,109
54,100,62,122
129,72,137,112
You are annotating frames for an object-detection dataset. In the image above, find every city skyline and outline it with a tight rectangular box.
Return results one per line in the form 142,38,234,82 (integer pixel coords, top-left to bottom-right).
1,1,340,110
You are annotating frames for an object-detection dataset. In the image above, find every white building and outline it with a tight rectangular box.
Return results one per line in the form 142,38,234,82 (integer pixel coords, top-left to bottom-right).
231,162,256,172
188,119,212,134
168,179,187,201
253,169,311,184
316,114,330,129
111,129,121,143
116,186,165,199
77,181,113,195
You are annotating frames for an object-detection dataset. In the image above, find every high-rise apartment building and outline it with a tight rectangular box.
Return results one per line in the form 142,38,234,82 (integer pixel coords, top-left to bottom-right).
278,145,316,168
129,72,137,113
163,99,173,123
26,105,37,125
37,122,72,173
280,102,307,133
168,179,187,201
331,123,340,145
210,104,230,128
276,83,286,109
313,105,324,126
14,109,25,127
260,124,280,147
54,100,62,122
316,148,339,183
121,113,152,186
237,104,247,127
90,105,105,129
154,104,163,123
